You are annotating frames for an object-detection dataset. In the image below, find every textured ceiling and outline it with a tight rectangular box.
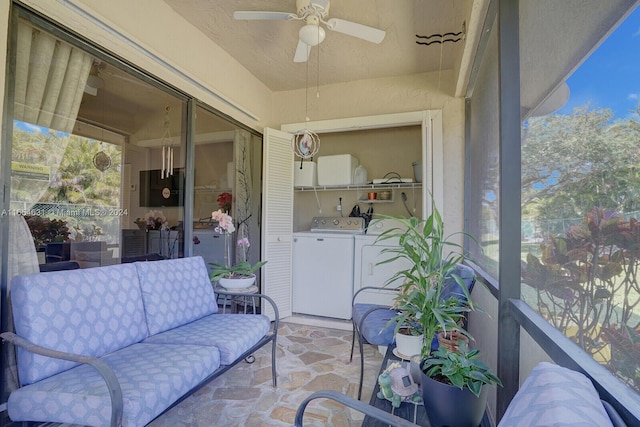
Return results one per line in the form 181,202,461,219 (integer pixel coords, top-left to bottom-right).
163,0,471,91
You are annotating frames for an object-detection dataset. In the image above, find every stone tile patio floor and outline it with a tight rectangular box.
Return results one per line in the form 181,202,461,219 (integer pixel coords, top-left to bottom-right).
147,321,384,427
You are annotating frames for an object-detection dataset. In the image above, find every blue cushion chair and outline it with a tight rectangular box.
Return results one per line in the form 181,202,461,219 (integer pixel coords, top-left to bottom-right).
350,263,476,400
350,286,400,400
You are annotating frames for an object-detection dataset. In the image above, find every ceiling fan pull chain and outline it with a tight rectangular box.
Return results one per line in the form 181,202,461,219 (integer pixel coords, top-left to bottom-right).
316,24,321,99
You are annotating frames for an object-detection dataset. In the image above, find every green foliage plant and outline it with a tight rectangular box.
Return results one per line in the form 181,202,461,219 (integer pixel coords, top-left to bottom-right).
208,260,267,282
24,215,70,247
422,340,502,397
376,205,475,360
522,207,640,392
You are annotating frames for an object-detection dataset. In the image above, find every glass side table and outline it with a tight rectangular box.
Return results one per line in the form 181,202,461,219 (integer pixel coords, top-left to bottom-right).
214,283,259,314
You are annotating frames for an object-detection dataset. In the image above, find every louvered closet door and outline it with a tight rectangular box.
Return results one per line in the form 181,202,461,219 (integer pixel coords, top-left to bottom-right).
261,128,294,320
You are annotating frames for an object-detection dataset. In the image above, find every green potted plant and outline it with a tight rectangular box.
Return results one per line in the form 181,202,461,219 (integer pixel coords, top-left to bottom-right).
392,315,424,359
376,206,501,426
420,340,502,427
377,207,474,360
209,261,267,287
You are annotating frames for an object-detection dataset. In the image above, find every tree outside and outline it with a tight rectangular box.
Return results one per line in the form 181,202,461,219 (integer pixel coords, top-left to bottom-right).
521,104,640,392
11,121,123,245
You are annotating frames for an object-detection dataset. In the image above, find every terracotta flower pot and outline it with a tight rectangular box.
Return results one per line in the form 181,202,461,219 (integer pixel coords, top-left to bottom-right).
437,329,469,353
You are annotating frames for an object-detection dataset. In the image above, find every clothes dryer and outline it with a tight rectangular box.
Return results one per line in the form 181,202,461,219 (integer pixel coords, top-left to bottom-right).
353,219,410,306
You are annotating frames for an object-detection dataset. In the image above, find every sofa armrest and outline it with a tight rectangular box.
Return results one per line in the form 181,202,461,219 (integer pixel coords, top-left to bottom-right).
1,332,123,427
252,293,279,331
601,400,628,427
293,390,419,427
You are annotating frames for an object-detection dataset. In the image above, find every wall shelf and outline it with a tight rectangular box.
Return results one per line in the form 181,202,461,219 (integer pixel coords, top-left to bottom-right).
357,198,394,204
294,183,422,206
294,182,422,192
195,186,233,193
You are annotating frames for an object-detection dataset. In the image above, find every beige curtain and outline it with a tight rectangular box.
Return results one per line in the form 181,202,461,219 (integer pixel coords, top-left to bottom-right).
12,20,93,209
234,130,253,263
14,21,92,134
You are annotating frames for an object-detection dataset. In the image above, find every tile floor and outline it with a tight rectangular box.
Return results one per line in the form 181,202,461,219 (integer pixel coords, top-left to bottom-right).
147,320,385,427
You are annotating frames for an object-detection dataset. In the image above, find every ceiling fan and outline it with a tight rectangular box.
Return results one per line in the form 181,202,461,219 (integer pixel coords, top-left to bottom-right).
233,0,386,63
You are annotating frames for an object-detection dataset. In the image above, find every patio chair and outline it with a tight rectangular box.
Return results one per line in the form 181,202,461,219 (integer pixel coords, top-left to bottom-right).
350,285,400,400
293,390,419,427
350,263,476,401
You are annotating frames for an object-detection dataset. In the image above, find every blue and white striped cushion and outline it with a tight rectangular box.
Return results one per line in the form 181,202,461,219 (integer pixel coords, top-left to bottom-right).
135,256,218,335
11,264,147,385
7,343,220,427
143,313,271,365
498,362,613,427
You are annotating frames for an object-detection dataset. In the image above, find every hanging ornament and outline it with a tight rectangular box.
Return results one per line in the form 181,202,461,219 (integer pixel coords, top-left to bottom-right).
292,129,320,160
161,106,174,179
291,42,321,162
93,145,112,172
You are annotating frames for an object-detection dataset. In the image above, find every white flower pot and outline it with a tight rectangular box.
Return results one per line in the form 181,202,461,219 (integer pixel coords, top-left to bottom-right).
218,274,256,289
395,329,424,359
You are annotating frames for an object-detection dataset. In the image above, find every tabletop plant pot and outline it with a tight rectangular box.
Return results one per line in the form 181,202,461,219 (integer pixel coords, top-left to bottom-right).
419,368,488,427
437,329,469,353
419,340,501,427
394,327,424,359
209,260,267,289
218,274,256,289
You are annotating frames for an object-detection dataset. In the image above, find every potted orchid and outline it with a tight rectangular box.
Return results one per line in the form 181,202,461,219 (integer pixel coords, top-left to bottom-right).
208,209,266,289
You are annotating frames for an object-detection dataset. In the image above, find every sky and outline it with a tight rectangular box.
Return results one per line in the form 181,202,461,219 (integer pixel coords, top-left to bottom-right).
556,6,640,120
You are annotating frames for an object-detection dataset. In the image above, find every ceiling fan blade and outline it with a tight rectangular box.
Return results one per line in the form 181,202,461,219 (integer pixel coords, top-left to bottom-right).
293,39,311,63
233,11,296,21
325,18,385,44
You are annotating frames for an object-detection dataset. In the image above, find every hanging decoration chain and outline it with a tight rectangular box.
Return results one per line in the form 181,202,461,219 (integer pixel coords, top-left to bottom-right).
161,106,174,179
291,36,320,162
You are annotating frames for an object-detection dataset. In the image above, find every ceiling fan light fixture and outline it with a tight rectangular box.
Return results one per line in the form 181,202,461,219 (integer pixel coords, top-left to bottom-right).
299,24,326,46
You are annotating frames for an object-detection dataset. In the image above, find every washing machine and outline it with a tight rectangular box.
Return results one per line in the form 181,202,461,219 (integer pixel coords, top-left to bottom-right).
353,218,411,306
292,217,364,319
